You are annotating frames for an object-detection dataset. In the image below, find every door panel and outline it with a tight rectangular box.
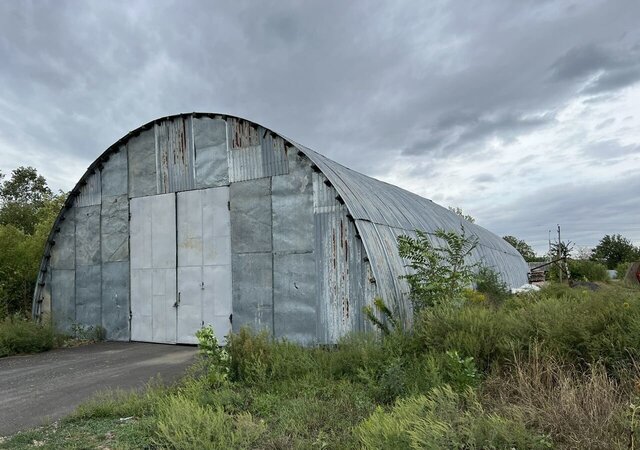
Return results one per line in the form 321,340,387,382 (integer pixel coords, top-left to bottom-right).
130,194,176,343
177,266,203,344
130,189,231,345
177,187,232,344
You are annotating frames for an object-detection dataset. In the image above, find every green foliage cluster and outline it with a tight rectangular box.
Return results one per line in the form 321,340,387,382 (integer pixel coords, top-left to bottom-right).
398,227,478,312
503,235,537,261
568,259,609,282
0,167,66,317
591,234,640,269
0,315,57,357
474,265,511,305
195,325,230,387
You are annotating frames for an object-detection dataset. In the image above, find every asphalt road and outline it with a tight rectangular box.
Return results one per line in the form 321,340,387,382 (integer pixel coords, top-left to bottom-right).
0,342,196,437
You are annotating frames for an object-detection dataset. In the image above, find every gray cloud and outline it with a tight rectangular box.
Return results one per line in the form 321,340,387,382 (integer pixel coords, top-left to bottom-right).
0,0,639,250
480,173,640,253
473,173,496,184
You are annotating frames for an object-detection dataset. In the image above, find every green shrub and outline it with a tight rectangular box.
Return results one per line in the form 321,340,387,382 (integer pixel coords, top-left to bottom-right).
415,285,640,376
475,266,511,305
356,385,551,449
195,325,230,387
398,227,479,311
0,316,56,357
568,259,609,282
615,262,631,280
154,394,265,450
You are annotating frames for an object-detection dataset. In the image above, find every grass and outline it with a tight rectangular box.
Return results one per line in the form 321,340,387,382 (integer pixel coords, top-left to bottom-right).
0,316,58,357
2,281,640,449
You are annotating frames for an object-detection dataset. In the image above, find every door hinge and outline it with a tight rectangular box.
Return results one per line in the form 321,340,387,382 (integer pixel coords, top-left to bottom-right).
227,201,230,211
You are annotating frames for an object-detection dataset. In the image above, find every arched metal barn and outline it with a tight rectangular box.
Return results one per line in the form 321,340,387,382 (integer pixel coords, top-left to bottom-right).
32,113,528,344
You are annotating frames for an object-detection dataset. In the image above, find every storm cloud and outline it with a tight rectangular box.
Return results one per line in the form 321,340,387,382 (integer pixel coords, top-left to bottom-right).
1,0,639,253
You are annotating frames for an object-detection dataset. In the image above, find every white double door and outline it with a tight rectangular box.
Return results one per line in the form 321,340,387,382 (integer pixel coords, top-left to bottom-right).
130,187,232,344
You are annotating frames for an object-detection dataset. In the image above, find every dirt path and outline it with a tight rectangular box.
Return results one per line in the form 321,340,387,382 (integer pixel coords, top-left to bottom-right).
0,342,196,436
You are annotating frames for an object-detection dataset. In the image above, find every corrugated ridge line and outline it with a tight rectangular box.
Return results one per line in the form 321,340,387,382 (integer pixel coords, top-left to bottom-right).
75,171,102,207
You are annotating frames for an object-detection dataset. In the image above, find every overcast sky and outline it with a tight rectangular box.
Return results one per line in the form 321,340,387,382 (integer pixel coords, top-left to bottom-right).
1,0,639,254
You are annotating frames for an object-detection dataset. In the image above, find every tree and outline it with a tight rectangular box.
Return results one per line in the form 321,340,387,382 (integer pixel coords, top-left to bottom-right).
0,167,64,316
0,167,53,234
502,235,536,262
591,234,640,269
447,206,475,224
398,227,479,312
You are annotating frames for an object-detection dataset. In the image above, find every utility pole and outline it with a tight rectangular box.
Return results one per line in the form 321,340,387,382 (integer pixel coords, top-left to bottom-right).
557,224,562,283
548,230,551,262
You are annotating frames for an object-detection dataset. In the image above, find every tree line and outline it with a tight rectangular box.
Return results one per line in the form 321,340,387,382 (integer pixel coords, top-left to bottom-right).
0,167,66,317
503,234,640,270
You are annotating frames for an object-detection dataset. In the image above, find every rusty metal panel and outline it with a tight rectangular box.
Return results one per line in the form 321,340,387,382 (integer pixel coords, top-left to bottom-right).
313,172,368,344
101,195,128,263
127,128,157,198
101,261,129,341
75,171,102,207
228,118,288,182
75,205,101,267
296,142,530,302
193,117,229,188
101,145,128,197
273,252,316,344
155,117,195,193
230,178,272,253
232,252,272,334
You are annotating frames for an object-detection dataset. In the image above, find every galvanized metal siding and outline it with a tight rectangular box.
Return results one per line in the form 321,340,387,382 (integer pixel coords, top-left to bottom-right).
128,129,157,198
227,118,289,182
313,171,371,343
230,178,273,333
295,143,529,325
193,117,229,188
75,171,101,207
75,205,102,327
272,150,316,343
155,117,196,193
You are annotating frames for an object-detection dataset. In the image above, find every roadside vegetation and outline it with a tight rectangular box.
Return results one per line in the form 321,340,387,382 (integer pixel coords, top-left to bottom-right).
2,226,640,449
1,170,639,447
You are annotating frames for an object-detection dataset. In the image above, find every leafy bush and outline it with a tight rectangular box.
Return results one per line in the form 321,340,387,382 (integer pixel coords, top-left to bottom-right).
398,227,479,311
356,385,551,449
568,259,609,282
195,325,230,387
475,266,511,305
0,316,56,357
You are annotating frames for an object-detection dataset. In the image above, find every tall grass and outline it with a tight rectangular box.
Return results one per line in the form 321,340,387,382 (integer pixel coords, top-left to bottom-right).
4,282,640,449
0,316,57,357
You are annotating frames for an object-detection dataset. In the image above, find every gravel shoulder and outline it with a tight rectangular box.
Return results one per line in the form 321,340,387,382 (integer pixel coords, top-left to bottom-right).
0,342,196,437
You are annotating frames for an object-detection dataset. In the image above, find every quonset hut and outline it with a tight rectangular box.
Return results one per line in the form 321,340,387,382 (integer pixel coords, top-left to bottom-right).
32,113,528,345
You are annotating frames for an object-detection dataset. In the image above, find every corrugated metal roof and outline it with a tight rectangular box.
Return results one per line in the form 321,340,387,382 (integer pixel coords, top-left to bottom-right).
293,143,529,322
